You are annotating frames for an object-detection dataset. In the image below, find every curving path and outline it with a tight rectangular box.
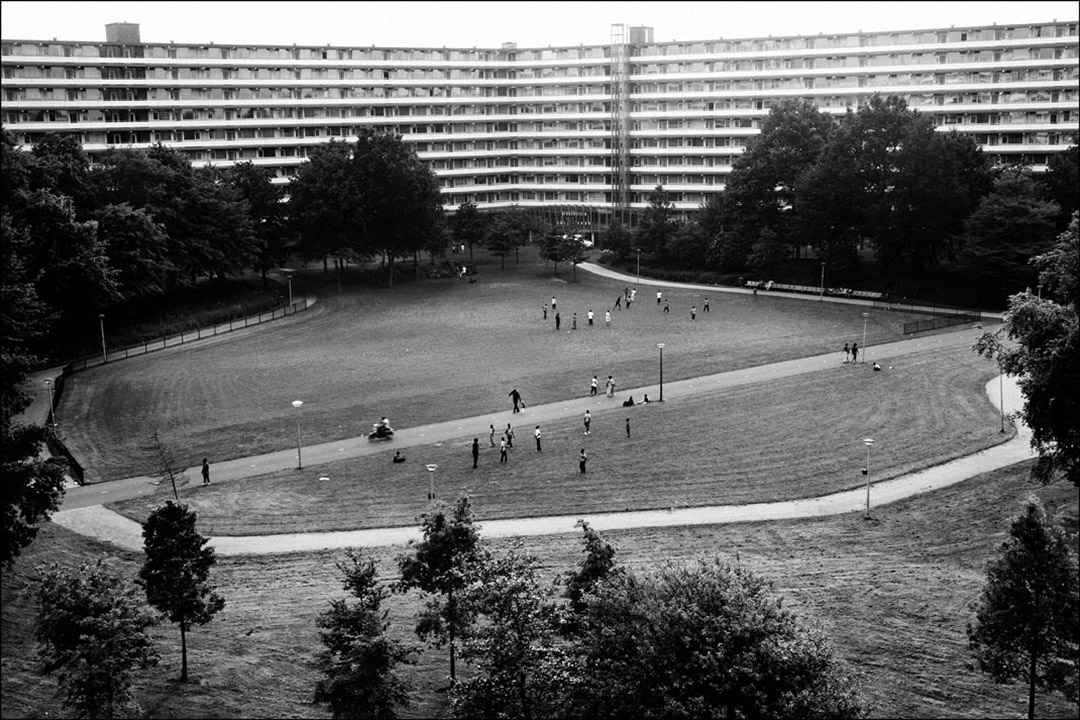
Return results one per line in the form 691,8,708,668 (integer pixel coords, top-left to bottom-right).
50,265,1029,555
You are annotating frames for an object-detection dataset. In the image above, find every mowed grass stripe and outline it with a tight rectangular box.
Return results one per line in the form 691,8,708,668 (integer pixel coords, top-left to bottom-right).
106,343,1007,536
59,254,954,482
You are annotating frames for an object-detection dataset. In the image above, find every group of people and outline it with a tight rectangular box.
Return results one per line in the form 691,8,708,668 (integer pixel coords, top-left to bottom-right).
472,420,589,473
548,287,713,331
842,342,861,364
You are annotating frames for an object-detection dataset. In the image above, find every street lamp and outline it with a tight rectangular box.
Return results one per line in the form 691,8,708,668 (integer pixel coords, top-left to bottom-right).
292,400,304,469
98,313,107,364
861,312,870,365
657,343,665,402
44,379,55,428
820,262,825,301
426,463,438,500
998,360,1005,433
862,438,874,519
636,248,641,282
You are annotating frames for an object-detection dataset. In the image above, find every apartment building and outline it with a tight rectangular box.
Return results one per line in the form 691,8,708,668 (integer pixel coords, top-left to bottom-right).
2,19,1077,225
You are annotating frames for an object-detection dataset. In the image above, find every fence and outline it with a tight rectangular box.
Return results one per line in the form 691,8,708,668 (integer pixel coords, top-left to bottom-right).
65,296,316,372
902,313,983,335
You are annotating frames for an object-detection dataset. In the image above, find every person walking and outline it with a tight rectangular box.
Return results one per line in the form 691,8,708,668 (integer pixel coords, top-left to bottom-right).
543,302,548,320
579,448,588,474
614,294,622,310
605,310,611,328
534,425,542,452
572,313,578,330
590,375,598,396
489,423,496,446
500,438,508,464
704,297,710,312
605,375,616,397
625,417,631,438
663,298,670,313
509,388,523,413
690,306,697,320
850,341,859,364
630,288,637,304
551,295,557,311
587,309,594,326
201,458,210,486
555,312,561,330
842,342,850,364
505,423,515,448
472,438,480,468
583,409,592,435
656,290,662,305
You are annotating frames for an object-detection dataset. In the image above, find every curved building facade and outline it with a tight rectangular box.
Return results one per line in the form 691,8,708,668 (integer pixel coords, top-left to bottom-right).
2,20,1077,224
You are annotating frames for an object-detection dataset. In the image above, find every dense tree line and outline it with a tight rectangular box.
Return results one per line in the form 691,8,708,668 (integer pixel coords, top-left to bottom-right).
601,96,1077,309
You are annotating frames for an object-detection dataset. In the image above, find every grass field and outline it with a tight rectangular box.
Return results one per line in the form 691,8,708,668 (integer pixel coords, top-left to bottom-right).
6,248,1077,719
58,249,954,483
3,466,1076,719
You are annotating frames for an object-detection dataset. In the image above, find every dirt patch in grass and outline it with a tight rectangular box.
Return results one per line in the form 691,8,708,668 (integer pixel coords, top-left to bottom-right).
57,256,971,483
5,468,1076,719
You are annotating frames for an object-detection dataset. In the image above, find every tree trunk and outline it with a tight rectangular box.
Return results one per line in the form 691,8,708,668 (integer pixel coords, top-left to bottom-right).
180,620,188,682
448,589,456,683
1028,649,1037,720
388,255,395,288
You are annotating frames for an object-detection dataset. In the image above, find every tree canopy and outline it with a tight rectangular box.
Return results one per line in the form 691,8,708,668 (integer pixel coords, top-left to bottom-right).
968,497,1079,719
138,500,225,682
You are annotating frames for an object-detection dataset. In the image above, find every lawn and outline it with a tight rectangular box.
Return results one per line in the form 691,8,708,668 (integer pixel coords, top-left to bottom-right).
58,248,957,482
9,248,1071,720
106,342,1009,536
3,466,1076,719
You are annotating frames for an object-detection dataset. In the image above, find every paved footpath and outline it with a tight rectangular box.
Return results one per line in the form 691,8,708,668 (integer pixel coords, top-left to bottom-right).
51,265,1028,554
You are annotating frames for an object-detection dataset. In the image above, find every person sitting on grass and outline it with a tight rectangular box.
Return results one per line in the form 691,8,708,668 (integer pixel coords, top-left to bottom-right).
642,394,650,404
622,396,635,407
392,451,406,463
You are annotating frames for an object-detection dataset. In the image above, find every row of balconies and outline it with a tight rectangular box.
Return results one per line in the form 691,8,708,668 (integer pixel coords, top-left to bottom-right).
2,31,1074,67
5,59,1076,88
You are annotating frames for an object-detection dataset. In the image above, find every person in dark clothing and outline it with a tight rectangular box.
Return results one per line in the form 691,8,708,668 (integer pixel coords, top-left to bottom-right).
392,451,406,463
201,458,210,485
851,341,859,364
471,438,480,468
534,425,542,452
555,312,561,330
579,448,587,474
509,388,523,412
625,417,631,437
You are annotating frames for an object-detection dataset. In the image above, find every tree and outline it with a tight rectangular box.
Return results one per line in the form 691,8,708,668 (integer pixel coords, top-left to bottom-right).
35,556,158,719
726,99,835,253
450,201,487,262
959,167,1060,307
314,548,416,719
569,557,866,719
350,128,445,287
451,546,577,719
562,520,621,620
94,203,174,303
635,186,676,259
1040,139,1079,231
222,161,288,281
138,500,225,682
395,492,485,684
968,497,1079,720
974,214,1079,487
485,208,531,270
599,218,633,261
1,215,67,569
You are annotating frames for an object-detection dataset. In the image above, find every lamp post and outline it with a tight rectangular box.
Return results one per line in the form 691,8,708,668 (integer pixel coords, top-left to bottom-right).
44,379,55,428
820,262,825,301
636,248,641,282
426,464,438,500
657,343,665,402
998,360,1005,433
861,312,870,364
98,313,107,364
292,400,304,469
862,438,874,518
